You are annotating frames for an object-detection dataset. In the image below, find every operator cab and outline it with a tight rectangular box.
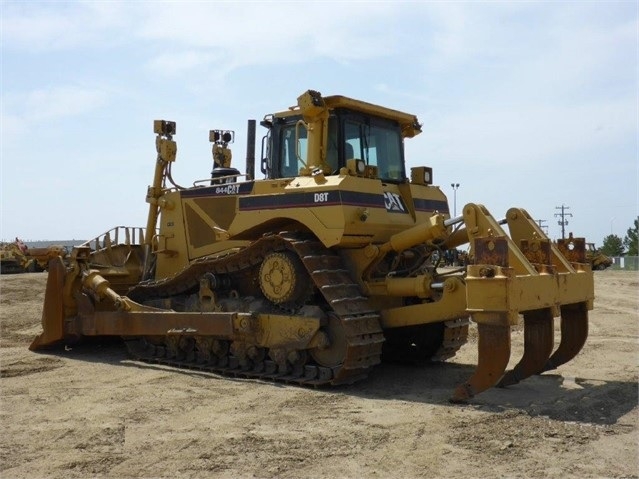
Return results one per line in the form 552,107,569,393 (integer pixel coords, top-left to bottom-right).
261,108,407,183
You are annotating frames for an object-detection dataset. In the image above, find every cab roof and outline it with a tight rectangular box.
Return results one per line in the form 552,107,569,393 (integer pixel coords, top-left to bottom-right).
273,94,423,139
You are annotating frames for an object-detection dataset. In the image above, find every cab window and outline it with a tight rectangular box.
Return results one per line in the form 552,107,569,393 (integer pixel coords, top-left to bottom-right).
278,124,307,177
344,117,404,182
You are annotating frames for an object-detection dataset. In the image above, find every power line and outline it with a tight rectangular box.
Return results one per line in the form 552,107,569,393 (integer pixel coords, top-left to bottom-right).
554,205,573,240
536,219,549,235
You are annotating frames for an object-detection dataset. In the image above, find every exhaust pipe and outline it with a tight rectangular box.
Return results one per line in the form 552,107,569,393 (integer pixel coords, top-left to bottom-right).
246,119,256,180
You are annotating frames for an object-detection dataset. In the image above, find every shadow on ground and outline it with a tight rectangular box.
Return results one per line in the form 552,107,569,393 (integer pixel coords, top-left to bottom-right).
352,361,638,426
31,339,638,427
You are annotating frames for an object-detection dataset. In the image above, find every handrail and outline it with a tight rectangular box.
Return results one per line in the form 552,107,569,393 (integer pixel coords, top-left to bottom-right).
192,173,248,187
80,226,151,250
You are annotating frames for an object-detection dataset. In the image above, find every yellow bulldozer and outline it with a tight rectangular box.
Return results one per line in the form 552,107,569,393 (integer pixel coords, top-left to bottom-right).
0,239,68,274
29,245,69,272
30,90,594,402
586,242,613,270
0,238,36,274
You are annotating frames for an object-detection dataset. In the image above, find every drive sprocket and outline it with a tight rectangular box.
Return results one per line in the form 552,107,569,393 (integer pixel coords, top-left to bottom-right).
259,250,307,305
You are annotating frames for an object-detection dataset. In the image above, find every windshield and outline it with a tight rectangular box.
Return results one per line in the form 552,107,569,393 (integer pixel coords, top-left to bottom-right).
343,116,405,181
271,111,405,181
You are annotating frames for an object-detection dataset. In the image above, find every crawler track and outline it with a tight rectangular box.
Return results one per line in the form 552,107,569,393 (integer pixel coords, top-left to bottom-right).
434,318,470,361
125,233,385,386
382,318,469,364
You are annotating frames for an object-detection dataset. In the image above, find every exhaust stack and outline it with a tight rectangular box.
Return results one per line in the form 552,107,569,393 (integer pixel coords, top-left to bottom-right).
246,119,256,180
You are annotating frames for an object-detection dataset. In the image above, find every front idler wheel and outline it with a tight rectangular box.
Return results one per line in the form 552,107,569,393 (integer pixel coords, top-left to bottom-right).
310,313,347,368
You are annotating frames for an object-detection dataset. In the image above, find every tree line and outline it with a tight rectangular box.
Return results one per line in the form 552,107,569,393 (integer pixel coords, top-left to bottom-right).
600,218,638,256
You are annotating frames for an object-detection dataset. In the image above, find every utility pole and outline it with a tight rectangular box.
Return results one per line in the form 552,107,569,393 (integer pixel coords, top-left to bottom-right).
555,205,572,240
536,219,549,235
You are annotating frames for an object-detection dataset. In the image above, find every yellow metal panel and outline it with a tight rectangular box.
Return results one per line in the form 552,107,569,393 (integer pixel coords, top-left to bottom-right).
555,270,595,308
155,191,190,279
465,266,595,322
466,272,557,313
254,314,321,349
380,277,468,328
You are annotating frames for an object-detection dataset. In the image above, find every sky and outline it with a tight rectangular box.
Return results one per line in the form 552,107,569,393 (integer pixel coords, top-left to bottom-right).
1,1,637,247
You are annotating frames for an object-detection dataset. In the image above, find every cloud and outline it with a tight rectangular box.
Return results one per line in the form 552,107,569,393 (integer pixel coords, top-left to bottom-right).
23,86,108,122
136,2,399,75
146,51,222,77
1,85,109,149
2,1,130,51
4,2,405,78
419,98,635,167
425,3,475,67
0,113,28,141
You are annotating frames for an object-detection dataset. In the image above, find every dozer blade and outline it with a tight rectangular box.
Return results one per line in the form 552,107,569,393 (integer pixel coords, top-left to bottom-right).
450,322,511,403
497,308,554,387
30,256,67,351
543,302,589,372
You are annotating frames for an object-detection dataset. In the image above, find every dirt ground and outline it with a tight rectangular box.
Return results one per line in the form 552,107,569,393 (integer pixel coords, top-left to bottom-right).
1,270,637,479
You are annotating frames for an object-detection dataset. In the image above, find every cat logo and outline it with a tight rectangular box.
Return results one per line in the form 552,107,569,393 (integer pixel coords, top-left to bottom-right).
383,191,407,213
